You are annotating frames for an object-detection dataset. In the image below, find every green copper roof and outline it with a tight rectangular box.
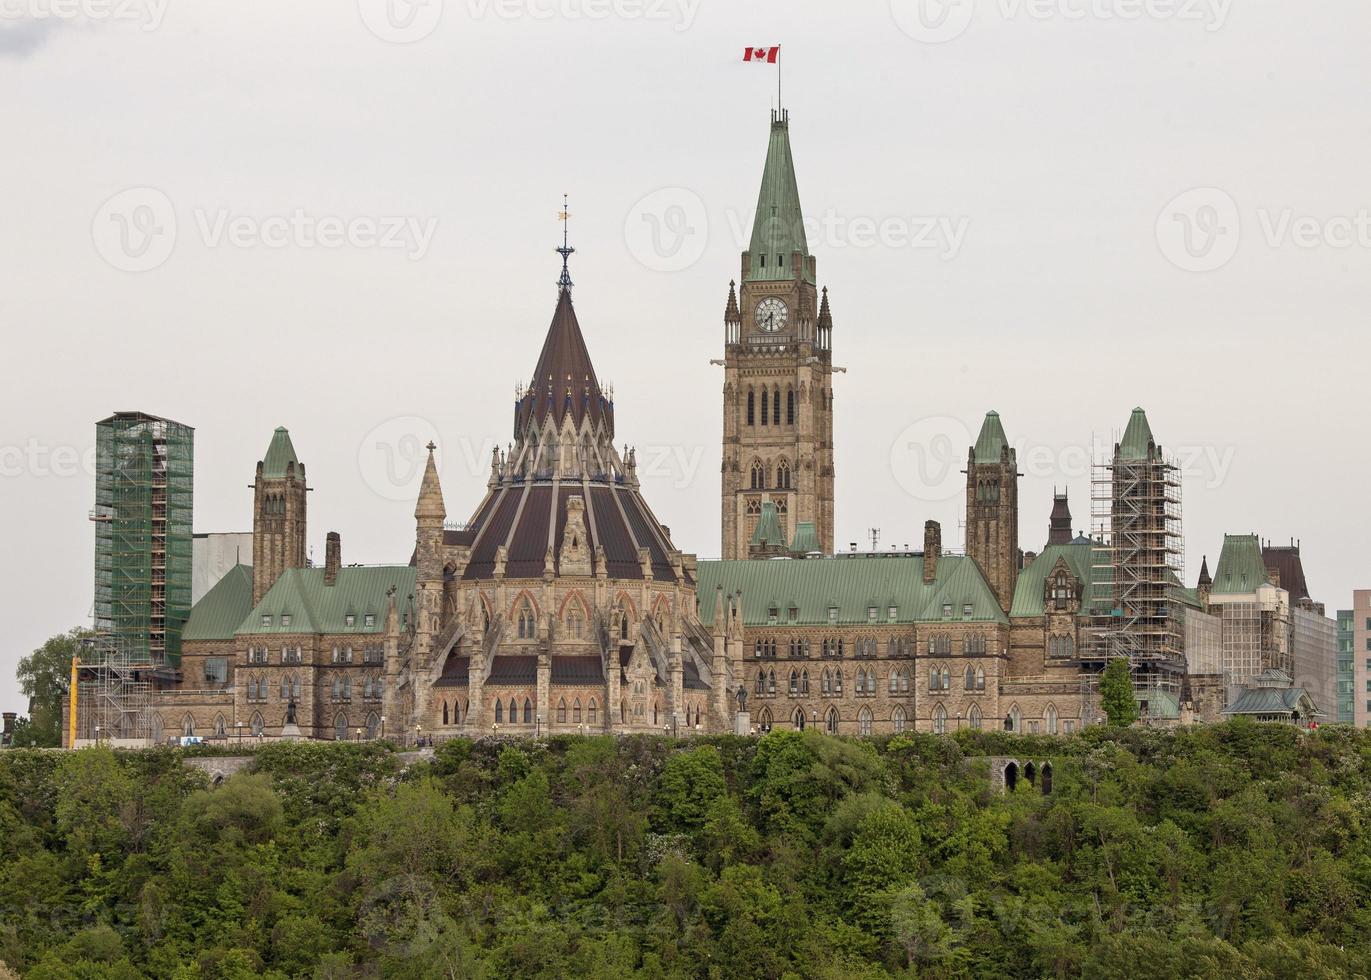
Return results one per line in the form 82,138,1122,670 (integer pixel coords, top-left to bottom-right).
746,113,812,283
695,554,1007,626
262,427,300,478
790,522,820,554
238,565,416,636
973,411,1010,464
1009,543,1097,618
182,565,254,642
751,501,784,547
1118,408,1155,461
1211,534,1271,595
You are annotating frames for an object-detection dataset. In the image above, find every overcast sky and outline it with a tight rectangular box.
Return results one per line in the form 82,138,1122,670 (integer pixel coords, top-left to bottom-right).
2,0,1367,712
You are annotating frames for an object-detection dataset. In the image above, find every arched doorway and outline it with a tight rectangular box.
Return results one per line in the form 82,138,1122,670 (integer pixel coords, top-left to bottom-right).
1004,761,1019,791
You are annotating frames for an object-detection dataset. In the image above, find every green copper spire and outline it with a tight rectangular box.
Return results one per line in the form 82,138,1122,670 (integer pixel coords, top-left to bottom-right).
746,110,813,284
1118,407,1155,461
973,411,1010,464
751,501,784,547
261,427,300,478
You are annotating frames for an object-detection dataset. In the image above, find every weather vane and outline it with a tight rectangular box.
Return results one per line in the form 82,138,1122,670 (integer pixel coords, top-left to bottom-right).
557,193,574,290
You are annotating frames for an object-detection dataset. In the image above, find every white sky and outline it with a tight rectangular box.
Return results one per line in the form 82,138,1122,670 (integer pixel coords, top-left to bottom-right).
2,0,1367,712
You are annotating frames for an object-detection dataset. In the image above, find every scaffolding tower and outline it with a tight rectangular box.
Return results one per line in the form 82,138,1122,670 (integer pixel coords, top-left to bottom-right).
1086,445,1185,695
92,412,194,664
79,412,192,745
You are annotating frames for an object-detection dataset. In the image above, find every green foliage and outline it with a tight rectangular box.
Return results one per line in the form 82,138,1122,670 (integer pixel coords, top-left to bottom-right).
1100,657,1140,727
2,724,1371,977
16,627,90,746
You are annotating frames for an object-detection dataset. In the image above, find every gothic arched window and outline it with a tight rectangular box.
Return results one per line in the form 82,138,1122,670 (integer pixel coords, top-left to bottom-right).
776,458,791,490
251,712,264,736
933,702,947,735
969,704,982,730
334,713,347,741
859,706,873,736
772,385,781,425
747,389,755,426
557,698,567,724
517,599,535,639
826,706,839,735
786,387,795,425
761,389,769,426
494,700,503,723
524,699,533,724
892,705,906,733
587,699,597,725
750,459,765,489
1046,703,1059,735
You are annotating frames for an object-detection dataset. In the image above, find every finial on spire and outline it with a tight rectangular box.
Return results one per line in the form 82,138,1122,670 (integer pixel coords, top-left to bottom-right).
557,193,574,291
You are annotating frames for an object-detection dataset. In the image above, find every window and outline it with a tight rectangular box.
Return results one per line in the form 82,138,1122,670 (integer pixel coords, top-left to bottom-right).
557,698,567,724
859,707,873,736
284,647,302,665
888,606,898,621
494,700,503,723
772,386,781,426
1046,703,1059,734
251,712,264,736
345,614,355,628
964,665,976,690
966,634,987,654
750,459,765,489
335,714,348,741
1063,720,1075,735
969,704,982,730
828,606,839,624
280,614,291,629
214,715,226,737
364,645,382,664
825,707,839,735
867,605,878,622
518,600,535,639
747,389,755,426
261,615,271,627
761,389,769,426
962,603,973,618
786,388,795,425
822,670,831,695
204,658,228,685
976,667,986,690
942,603,952,618
788,606,798,622
776,459,791,490
587,699,597,725
573,699,582,724
249,646,268,665
933,703,947,735
892,706,906,733
929,634,951,655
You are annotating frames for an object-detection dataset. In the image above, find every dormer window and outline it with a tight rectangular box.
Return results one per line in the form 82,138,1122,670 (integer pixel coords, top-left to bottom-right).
867,606,878,622
828,606,838,624
364,613,376,628
962,603,973,619
768,607,778,625
345,614,355,628
788,606,798,622
261,615,271,628
280,614,291,629
888,606,898,621
942,603,953,618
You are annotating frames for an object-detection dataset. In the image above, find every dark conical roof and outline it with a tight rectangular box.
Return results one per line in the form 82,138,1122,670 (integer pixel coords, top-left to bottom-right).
515,287,613,437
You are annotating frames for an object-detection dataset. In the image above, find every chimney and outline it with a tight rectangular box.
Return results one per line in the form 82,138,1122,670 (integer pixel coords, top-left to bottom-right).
324,531,341,586
923,520,941,584
1,712,14,738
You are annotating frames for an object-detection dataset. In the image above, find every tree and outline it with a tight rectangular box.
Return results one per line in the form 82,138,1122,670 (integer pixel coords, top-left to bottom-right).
1100,657,1139,728
16,628,90,747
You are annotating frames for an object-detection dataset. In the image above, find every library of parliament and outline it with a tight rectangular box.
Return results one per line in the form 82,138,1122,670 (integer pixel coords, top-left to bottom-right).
154,107,1218,743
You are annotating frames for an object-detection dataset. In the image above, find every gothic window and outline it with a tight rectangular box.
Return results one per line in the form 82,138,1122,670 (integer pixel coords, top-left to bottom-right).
747,389,755,426
964,665,976,690
933,702,947,735
587,699,597,725
251,712,264,736
929,634,952,655
761,389,769,426
494,700,503,723
1007,704,1022,733
367,713,381,739
334,713,348,741
892,705,907,733
453,700,461,725
653,703,659,726
750,459,765,489
969,704,982,730
755,671,765,696
758,706,773,733
247,676,257,701
966,634,987,654
443,701,449,725
888,669,899,693
363,676,374,700
801,669,810,694
1046,703,1059,735
557,698,567,724
776,458,792,490
508,699,517,724
789,670,798,695
524,699,533,724
793,707,806,730
1052,573,1074,610
342,677,352,701
786,387,795,425
180,716,195,738
834,671,843,695
976,667,986,690
767,669,776,695
821,670,831,695
565,606,584,639
942,668,951,691
858,706,873,736
214,715,226,737
772,385,781,425
573,699,582,724
517,599,536,639
825,706,839,735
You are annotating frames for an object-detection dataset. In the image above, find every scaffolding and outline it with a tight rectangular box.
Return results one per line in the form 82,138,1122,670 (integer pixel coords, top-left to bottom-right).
92,412,194,665
1087,447,1185,694
73,636,156,742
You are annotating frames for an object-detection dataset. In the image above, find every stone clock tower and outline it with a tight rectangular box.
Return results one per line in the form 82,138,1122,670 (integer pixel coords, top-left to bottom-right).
720,109,836,560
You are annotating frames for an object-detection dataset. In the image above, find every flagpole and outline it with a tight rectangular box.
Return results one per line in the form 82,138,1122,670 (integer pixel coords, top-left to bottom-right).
777,47,782,112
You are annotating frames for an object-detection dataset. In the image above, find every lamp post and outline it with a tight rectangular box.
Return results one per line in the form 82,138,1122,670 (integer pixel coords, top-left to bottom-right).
380,715,386,740
94,725,101,747
416,724,422,747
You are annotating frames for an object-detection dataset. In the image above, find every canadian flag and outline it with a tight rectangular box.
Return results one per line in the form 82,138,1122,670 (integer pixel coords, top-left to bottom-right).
744,46,780,64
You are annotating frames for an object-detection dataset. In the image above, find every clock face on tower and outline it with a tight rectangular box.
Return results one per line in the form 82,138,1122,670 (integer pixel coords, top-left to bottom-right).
755,297,788,333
